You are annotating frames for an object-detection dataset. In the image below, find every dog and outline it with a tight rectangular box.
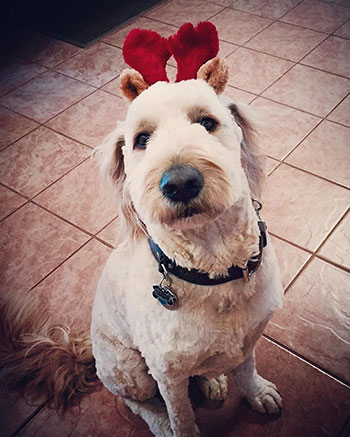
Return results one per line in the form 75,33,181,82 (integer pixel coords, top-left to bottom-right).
0,23,283,437
90,23,284,436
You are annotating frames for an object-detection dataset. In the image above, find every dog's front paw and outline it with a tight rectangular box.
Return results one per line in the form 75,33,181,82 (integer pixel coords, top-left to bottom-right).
196,375,228,401
246,376,282,415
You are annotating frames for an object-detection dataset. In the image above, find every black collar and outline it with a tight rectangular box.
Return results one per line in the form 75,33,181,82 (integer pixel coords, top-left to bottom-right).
149,220,267,286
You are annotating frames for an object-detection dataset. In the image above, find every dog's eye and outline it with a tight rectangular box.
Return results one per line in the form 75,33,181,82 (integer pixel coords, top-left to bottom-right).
134,133,149,150
199,117,216,132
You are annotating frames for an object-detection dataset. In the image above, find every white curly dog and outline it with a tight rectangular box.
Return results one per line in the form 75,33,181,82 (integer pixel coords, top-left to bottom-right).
91,49,284,436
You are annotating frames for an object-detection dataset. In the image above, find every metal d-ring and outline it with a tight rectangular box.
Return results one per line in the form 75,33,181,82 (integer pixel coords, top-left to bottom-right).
252,199,263,219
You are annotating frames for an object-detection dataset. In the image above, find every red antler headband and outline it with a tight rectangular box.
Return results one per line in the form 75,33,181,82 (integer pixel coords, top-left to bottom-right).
122,22,219,85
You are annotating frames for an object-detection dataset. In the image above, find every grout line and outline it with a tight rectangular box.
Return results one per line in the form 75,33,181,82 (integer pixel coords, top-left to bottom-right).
10,402,47,437
298,58,350,80
29,198,119,245
250,94,324,118
279,160,350,191
316,253,350,274
29,200,96,237
93,235,116,250
27,237,94,293
314,206,350,260
268,208,350,295
229,0,304,22
206,5,230,22
0,58,49,99
40,88,97,125
30,156,91,199
263,334,350,389
0,123,42,154
42,125,95,149
319,0,350,7
322,91,350,120
0,182,29,222
0,156,92,217
283,253,315,296
268,232,313,255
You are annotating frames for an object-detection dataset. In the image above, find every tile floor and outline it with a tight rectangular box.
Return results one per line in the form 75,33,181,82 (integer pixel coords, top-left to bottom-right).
0,0,349,435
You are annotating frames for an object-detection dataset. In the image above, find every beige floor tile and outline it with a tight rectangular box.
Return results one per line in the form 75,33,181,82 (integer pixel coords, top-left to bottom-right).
0,106,39,150
266,257,350,382
0,185,27,220
265,157,280,174
334,20,350,38
0,203,88,294
34,158,118,235
32,239,111,331
319,211,350,269
55,42,127,87
327,94,350,126
232,0,301,19
226,48,293,94
250,97,320,160
302,36,350,77
270,235,311,289
281,0,350,33
102,17,178,47
147,0,224,27
223,85,256,104
210,8,272,45
245,21,327,61
0,127,90,198
47,90,128,148
286,120,350,187
97,217,123,248
262,163,350,251
0,56,46,96
0,386,43,437
262,64,349,116
15,33,81,68
0,71,94,123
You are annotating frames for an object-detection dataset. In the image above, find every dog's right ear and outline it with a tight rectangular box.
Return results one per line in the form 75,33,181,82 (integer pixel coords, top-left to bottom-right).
94,123,147,240
120,68,149,101
93,122,126,193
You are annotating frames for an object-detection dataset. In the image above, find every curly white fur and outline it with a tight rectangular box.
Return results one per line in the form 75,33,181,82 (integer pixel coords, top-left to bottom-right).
91,78,283,436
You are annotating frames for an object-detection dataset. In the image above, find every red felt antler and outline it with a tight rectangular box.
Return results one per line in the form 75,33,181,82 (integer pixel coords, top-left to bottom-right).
123,29,171,85
168,22,219,82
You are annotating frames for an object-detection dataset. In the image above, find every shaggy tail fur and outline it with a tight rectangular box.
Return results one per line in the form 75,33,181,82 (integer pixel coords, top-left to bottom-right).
0,292,101,413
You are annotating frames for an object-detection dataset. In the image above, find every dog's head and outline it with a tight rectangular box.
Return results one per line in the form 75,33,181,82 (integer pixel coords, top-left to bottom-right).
95,66,264,239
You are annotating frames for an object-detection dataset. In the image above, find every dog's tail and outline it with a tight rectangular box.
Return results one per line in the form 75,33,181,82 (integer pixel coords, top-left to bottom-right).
0,291,101,413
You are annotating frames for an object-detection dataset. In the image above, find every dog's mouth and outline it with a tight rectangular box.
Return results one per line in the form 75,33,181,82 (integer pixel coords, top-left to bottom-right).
164,205,223,230
183,206,198,218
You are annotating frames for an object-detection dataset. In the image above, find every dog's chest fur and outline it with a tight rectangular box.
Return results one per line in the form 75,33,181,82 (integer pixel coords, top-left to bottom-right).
92,237,283,380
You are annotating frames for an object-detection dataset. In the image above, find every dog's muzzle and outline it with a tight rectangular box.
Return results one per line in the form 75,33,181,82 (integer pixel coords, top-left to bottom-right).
159,165,204,203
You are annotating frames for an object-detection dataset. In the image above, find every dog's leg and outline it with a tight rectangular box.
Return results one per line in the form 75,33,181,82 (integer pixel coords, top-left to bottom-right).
195,375,228,401
158,378,200,437
233,350,282,414
124,397,173,437
92,329,157,402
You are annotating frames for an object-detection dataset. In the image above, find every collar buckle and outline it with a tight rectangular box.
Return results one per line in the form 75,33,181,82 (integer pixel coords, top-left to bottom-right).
242,264,252,282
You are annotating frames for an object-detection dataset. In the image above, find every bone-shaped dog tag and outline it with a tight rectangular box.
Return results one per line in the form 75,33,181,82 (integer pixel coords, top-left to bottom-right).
152,285,177,310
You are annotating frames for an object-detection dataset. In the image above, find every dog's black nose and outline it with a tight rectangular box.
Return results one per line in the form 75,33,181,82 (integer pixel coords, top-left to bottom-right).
160,165,204,203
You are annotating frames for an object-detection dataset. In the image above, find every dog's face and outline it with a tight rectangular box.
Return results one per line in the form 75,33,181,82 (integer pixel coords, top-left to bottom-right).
121,79,246,231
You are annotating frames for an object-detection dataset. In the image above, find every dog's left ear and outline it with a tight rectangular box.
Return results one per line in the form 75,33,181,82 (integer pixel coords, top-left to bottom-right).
197,57,228,94
229,103,265,198
120,69,149,101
